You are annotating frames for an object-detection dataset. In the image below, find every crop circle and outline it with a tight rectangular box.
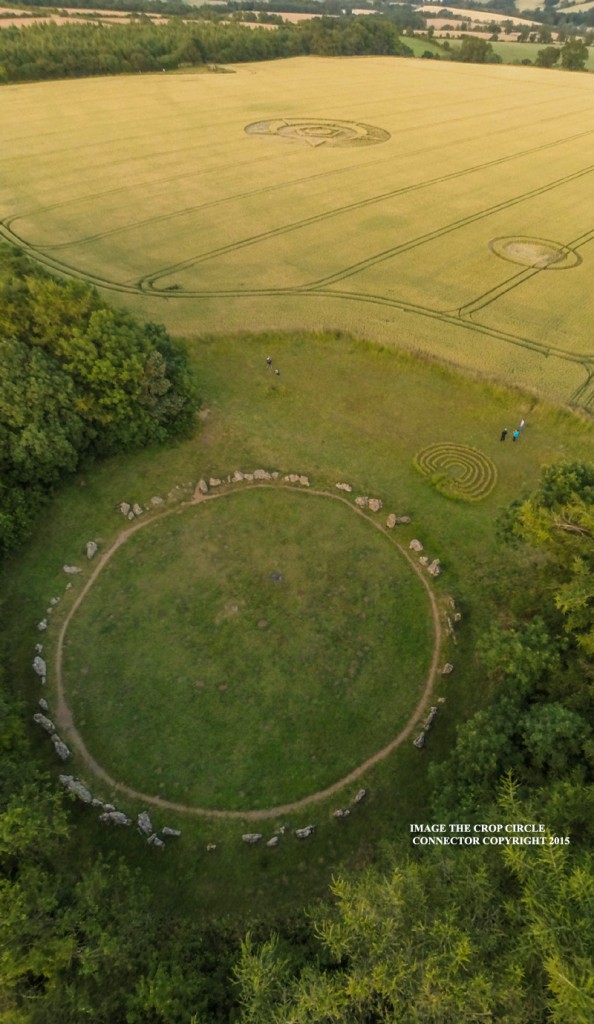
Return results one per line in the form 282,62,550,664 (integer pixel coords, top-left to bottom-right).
244,118,390,147
414,443,497,502
61,488,434,812
489,236,581,270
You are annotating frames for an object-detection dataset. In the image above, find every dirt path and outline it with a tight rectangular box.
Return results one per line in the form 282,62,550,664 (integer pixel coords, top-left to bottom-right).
54,484,442,820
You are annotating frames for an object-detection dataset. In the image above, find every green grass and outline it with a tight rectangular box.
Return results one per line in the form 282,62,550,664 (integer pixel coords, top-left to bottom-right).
2,57,594,409
4,330,593,920
63,488,433,810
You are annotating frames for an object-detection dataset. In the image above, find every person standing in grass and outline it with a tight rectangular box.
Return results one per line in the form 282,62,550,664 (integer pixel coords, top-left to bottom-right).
500,428,508,441
512,429,520,442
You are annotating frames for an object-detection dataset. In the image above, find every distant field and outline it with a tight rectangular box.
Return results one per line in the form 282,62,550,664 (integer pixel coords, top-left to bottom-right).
1,56,594,409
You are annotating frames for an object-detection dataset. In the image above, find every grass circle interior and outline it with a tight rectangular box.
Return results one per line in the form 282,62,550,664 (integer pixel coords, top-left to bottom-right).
62,488,434,811
489,236,581,270
244,117,390,147
414,443,498,502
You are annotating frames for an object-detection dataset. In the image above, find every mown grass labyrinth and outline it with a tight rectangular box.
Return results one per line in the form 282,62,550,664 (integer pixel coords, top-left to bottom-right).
414,444,498,502
59,487,435,813
2,57,594,406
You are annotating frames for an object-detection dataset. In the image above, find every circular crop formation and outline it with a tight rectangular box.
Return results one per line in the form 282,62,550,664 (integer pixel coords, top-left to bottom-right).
61,488,434,813
489,236,581,270
244,118,390,147
414,443,497,502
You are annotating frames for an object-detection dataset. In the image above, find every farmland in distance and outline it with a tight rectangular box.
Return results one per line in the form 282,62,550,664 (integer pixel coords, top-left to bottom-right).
1,55,594,408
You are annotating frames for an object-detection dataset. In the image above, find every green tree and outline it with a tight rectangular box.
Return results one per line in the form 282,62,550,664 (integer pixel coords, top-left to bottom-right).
560,37,589,69
536,45,560,66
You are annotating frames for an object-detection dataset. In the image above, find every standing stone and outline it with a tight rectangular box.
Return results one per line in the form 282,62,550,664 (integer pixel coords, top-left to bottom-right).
209,478,222,488
35,643,43,654
413,731,426,749
151,496,164,506
132,503,143,517
162,826,182,838
50,596,60,606
295,825,315,839
147,833,165,848
51,734,71,761
332,809,351,819
232,471,244,483
33,713,55,734
395,516,412,525
119,502,131,516
355,496,369,508
38,697,49,712
428,559,441,577
298,476,310,487
100,810,131,826
63,565,82,575
409,539,423,552
206,843,217,851
242,833,262,844
386,514,397,529
419,556,429,567
368,498,383,512
266,836,280,847
424,706,438,729
441,663,454,675
354,788,367,804
137,811,154,836
59,775,93,804
336,482,353,492
37,619,48,631
86,541,98,560
32,656,47,679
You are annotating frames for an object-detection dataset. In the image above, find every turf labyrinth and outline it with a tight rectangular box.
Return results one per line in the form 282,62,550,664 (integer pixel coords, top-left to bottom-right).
59,487,436,814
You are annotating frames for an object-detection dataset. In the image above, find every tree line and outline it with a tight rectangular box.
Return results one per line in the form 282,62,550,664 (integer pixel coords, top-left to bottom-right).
0,243,199,555
0,16,412,82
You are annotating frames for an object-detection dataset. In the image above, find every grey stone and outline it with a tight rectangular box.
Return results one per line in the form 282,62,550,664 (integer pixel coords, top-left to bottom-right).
428,559,441,577
38,698,49,712
147,833,165,847
33,713,55,734
243,473,254,482
127,512,135,520
298,475,310,487
424,706,438,730
100,810,131,826
209,477,222,488
103,804,116,813
137,811,154,835
35,643,44,654
395,516,412,525
37,619,48,631
86,541,98,560
59,775,93,803
368,498,382,512
336,482,353,492
355,496,369,507
63,565,82,575
271,472,279,480
409,539,423,552
266,836,280,847
132,503,143,517
151,495,164,506
253,469,271,480
332,808,351,819
65,583,73,591
354,788,367,804
91,798,104,808
413,731,426,749
119,502,131,516
232,471,244,483
32,655,46,678
206,843,217,851
162,826,182,838
386,514,397,529
441,663,454,675
242,833,262,844
50,596,60,606
51,734,71,761
295,825,315,839
419,556,429,566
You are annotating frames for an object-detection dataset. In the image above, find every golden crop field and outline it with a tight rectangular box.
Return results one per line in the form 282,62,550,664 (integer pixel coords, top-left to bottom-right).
2,56,594,408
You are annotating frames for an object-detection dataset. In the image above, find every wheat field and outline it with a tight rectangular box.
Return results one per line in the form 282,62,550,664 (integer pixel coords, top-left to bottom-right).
2,56,594,406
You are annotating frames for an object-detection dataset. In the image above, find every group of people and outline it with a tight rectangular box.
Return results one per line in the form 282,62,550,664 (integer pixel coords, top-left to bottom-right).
266,356,280,377
500,419,525,443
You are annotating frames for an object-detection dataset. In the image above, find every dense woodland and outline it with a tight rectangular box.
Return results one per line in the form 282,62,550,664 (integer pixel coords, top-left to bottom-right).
0,244,593,1019
0,244,198,555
